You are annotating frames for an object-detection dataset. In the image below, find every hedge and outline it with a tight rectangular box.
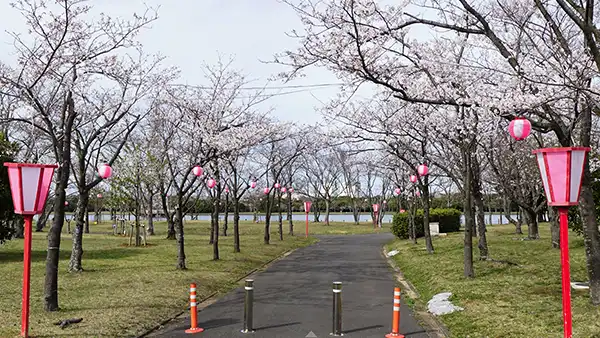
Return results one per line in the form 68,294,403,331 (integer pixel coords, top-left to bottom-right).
392,208,462,239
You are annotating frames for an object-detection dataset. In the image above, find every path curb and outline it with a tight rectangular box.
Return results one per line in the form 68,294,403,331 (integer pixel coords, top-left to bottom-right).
137,245,304,338
382,246,451,338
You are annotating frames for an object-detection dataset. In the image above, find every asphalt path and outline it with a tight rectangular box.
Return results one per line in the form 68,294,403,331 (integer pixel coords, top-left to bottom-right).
147,233,430,338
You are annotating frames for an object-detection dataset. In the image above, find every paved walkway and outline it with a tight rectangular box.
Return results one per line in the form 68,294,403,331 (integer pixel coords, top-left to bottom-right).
147,233,430,338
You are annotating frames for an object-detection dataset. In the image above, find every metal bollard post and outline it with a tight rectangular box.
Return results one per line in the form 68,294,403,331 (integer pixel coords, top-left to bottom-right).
241,279,255,333
331,281,343,336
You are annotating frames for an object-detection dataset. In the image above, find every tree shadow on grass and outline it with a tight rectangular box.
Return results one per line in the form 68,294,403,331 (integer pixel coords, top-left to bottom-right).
0,248,143,263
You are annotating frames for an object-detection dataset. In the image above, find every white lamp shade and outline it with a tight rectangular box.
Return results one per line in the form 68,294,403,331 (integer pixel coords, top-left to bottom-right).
4,163,57,215
533,147,590,206
304,201,312,212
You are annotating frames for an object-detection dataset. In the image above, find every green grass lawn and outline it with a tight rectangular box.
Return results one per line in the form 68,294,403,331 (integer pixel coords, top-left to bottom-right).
0,219,383,337
387,223,600,337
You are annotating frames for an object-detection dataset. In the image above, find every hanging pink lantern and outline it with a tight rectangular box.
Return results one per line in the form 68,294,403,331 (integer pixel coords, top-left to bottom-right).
64,201,69,206
289,187,294,193
207,178,216,189
97,163,113,179
250,180,257,189
263,187,270,195
415,191,421,197
383,200,387,204
394,188,401,195
508,117,531,141
281,187,287,193
410,175,418,183
192,166,203,177
400,209,406,213
97,193,103,199
274,183,281,189
225,186,230,194
418,164,429,176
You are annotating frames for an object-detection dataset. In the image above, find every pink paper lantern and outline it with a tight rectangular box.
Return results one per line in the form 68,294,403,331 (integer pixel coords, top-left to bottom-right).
304,201,312,213
64,201,69,206
394,188,401,195
224,186,230,194
4,163,57,215
383,200,387,204
97,163,113,179
250,180,257,189
533,147,591,206
192,166,203,177
508,117,531,141
97,193,103,199
207,178,216,189
274,183,281,189
418,164,429,176
281,187,287,193
372,204,380,212
289,187,294,193
263,187,270,194
409,175,418,183
400,209,406,213
415,191,421,197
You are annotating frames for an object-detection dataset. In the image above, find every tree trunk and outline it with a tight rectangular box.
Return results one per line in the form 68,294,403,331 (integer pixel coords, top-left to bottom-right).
234,198,241,252
422,176,434,254
264,194,271,244
147,194,154,235
325,199,330,225
36,203,52,232
44,94,76,312
68,192,89,272
166,216,176,239
287,191,294,235
223,194,229,236
579,102,600,305
278,194,283,240
212,198,220,260
84,206,90,234
175,206,186,269
409,196,417,244
471,157,489,260
313,199,320,222
525,209,539,239
549,207,560,249
352,199,360,225
462,145,475,278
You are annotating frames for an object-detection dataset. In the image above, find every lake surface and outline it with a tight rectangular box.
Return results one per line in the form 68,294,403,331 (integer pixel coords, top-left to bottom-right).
52,212,517,225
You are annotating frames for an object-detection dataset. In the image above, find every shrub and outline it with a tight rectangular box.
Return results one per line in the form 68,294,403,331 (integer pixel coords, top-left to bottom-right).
392,208,461,239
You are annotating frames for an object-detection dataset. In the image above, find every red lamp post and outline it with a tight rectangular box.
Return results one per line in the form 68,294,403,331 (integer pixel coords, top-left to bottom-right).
4,163,57,337
303,201,312,238
533,147,590,338
372,203,380,229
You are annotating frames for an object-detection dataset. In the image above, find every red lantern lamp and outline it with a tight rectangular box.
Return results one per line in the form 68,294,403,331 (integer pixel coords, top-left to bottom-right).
418,164,429,176
207,178,216,189
250,180,257,189
533,147,591,338
4,163,57,338
192,166,203,177
394,188,401,195
98,163,113,179
508,117,531,141
263,187,270,194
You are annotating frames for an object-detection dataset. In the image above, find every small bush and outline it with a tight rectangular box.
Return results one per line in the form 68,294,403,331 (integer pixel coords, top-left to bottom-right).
392,208,461,239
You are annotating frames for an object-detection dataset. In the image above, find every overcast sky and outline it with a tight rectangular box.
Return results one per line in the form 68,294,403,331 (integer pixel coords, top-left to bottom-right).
0,0,356,124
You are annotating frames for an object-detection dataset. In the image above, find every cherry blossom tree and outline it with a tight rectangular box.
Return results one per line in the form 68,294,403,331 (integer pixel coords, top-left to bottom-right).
0,0,161,311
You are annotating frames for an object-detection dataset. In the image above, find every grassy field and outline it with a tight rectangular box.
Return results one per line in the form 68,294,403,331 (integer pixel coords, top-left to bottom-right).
387,223,600,337
0,219,385,337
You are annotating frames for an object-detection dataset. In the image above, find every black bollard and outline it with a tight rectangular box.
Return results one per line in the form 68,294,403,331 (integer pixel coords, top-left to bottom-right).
241,279,254,333
332,281,343,336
